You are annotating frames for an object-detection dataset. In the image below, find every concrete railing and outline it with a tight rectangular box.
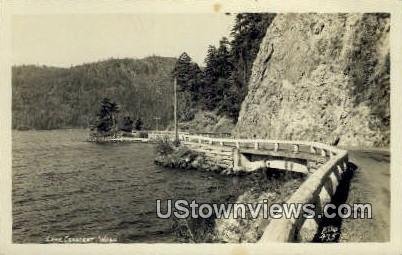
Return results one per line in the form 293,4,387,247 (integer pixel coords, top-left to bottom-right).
259,149,348,242
146,131,189,141
182,135,344,157
182,135,349,242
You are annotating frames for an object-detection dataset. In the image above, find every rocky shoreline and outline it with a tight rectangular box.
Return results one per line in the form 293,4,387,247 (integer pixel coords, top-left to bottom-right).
154,146,238,175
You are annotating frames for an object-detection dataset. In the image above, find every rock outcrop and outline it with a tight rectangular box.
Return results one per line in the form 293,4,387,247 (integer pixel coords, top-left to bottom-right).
235,13,390,147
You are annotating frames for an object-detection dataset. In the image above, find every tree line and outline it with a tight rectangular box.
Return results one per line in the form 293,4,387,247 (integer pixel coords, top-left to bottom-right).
173,13,276,121
12,14,276,130
12,56,176,130
92,97,144,135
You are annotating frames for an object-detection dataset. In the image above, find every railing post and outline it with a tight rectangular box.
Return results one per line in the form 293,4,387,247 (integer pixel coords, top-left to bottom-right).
343,161,348,171
236,141,240,149
254,142,259,150
337,165,343,175
274,143,279,152
292,144,299,153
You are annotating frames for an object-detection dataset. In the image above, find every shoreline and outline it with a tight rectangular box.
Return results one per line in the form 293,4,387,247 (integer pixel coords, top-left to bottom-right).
154,145,237,175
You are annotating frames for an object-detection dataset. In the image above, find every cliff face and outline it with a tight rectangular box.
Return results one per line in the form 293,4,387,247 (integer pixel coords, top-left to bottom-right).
234,13,390,147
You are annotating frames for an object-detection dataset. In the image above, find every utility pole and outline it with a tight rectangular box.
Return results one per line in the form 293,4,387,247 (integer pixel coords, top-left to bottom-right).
153,117,160,131
174,77,179,145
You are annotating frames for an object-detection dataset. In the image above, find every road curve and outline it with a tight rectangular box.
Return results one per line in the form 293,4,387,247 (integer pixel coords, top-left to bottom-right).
339,149,390,242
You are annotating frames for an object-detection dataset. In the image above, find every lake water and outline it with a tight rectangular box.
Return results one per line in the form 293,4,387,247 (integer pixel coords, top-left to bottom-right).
12,129,302,243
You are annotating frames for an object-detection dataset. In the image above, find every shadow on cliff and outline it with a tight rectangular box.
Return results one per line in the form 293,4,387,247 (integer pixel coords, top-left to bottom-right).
312,162,358,242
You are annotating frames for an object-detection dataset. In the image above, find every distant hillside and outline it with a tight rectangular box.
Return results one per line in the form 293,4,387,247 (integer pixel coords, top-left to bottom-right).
12,56,177,130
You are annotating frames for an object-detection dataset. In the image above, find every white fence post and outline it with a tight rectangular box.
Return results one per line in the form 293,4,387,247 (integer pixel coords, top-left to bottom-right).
274,143,279,152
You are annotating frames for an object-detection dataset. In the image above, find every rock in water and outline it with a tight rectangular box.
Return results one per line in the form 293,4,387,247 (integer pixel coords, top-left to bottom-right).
234,13,390,147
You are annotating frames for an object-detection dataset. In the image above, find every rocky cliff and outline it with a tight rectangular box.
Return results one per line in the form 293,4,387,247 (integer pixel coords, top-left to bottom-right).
234,13,390,147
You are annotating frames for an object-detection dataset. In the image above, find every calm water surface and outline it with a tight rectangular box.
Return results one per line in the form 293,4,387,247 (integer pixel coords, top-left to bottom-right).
13,129,279,243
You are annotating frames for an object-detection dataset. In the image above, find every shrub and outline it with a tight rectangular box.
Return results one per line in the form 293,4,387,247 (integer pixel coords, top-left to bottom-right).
155,136,175,155
139,131,149,138
121,132,135,137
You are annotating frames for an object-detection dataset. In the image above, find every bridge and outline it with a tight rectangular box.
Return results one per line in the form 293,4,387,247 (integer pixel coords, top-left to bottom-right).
182,135,349,242
89,131,350,242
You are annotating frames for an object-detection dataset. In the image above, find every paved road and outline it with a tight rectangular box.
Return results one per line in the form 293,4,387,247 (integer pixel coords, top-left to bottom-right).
339,149,390,242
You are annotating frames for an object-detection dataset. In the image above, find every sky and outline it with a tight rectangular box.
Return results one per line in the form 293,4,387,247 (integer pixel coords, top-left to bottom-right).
12,14,235,67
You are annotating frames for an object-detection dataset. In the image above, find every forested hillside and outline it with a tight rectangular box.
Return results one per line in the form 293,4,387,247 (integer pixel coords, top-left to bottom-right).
12,13,276,131
12,56,176,130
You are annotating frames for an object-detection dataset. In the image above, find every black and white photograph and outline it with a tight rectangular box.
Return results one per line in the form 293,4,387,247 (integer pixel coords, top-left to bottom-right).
1,0,401,254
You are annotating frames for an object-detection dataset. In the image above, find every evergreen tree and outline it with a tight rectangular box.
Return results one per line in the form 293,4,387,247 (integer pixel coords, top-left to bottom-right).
230,13,276,103
172,52,202,94
216,37,233,79
203,45,219,83
200,38,234,111
134,117,144,131
95,98,119,135
200,13,276,119
199,45,219,109
172,52,203,121
119,116,134,132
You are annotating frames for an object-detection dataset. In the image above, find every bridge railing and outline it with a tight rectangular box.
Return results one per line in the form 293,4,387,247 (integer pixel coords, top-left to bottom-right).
259,149,348,242
182,134,349,242
182,135,344,157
